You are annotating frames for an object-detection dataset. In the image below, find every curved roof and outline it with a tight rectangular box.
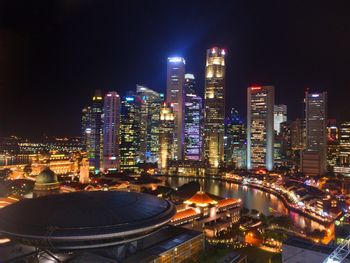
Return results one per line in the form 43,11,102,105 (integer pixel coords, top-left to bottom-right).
35,168,58,185
0,191,175,250
184,191,217,207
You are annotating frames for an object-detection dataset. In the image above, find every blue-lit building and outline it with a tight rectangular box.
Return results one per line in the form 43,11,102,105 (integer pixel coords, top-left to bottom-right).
225,108,246,169
120,94,142,172
103,92,121,172
184,74,202,161
136,85,164,163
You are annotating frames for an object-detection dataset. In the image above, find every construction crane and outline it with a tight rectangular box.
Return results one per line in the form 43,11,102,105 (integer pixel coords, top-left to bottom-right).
323,234,350,263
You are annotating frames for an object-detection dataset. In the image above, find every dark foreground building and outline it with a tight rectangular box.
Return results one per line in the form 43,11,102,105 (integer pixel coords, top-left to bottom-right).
0,191,204,262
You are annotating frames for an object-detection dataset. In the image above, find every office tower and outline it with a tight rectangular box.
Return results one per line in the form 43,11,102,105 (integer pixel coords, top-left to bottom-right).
302,91,327,175
291,118,306,151
159,103,175,173
247,85,275,171
102,92,121,172
81,106,92,151
225,108,246,169
339,122,350,165
184,74,202,161
280,121,292,158
326,119,339,168
136,85,164,163
203,47,226,174
166,57,185,160
120,94,142,172
88,90,103,173
274,105,287,134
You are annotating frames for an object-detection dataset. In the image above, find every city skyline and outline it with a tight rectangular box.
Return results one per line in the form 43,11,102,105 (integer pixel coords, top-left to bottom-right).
1,1,350,138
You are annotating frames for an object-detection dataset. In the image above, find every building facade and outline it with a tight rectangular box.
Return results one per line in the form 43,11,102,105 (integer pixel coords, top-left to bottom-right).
158,103,175,173
203,47,226,174
103,92,121,172
302,91,327,175
166,57,186,160
247,86,275,171
274,104,287,134
225,108,246,169
89,90,103,173
184,74,202,161
136,85,164,163
120,95,142,172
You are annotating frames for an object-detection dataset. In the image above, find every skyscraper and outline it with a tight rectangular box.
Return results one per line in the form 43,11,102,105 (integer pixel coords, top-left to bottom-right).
339,122,350,165
81,106,92,152
184,74,202,161
136,85,164,163
89,90,103,173
166,57,185,160
225,108,246,169
291,118,306,151
159,103,175,173
302,91,327,175
120,94,142,172
203,47,226,174
274,104,287,134
103,92,121,172
247,85,275,171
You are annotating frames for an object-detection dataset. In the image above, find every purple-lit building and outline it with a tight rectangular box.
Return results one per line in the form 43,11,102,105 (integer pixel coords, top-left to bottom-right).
103,92,121,172
184,74,202,161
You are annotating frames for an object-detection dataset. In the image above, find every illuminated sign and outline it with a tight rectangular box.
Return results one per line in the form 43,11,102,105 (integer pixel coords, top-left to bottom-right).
311,94,320,98
125,97,134,102
250,86,262,91
168,57,185,64
221,49,226,56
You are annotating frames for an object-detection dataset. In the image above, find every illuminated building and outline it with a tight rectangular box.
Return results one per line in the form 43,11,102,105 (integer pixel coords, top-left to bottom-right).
167,56,186,160
291,118,305,151
203,47,226,174
81,106,92,151
247,85,275,171
225,108,246,169
136,85,164,163
79,157,89,184
327,119,339,168
280,121,292,158
274,104,287,134
302,91,327,175
339,122,350,165
87,90,103,173
158,103,175,173
31,154,76,175
184,74,202,161
120,94,142,173
33,168,60,197
102,92,121,172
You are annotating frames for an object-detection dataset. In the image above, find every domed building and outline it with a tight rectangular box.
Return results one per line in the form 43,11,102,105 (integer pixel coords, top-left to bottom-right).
33,168,60,197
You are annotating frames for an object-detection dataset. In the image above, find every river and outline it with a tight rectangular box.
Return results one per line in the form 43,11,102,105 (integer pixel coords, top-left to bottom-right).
164,176,326,232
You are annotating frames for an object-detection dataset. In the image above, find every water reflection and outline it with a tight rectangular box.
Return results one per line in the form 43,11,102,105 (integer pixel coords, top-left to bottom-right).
165,176,325,232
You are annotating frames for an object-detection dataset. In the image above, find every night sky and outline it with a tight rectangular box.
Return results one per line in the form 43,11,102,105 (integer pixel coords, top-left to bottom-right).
1,0,350,138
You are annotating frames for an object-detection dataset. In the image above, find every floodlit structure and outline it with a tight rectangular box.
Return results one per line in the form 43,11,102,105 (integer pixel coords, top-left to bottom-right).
167,57,186,160
247,85,275,171
103,91,121,171
159,103,175,173
203,47,226,174
274,104,287,134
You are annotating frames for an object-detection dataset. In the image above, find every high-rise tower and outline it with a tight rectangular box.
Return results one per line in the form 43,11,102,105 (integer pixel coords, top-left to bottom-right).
103,92,121,172
203,47,226,174
166,57,185,160
89,90,103,173
136,85,164,163
247,86,275,171
159,103,175,173
184,74,202,161
302,91,327,175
